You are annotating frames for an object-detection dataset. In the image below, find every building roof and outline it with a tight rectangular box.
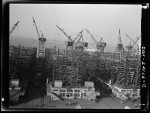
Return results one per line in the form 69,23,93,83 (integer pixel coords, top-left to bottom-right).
113,83,140,90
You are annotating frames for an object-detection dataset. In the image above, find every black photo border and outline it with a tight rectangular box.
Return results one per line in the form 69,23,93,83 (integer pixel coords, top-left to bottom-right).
1,1,149,112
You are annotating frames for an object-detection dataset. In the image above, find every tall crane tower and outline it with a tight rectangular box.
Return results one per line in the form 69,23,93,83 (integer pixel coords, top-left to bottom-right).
56,25,84,51
33,17,46,58
116,29,124,52
86,29,106,53
9,21,19,36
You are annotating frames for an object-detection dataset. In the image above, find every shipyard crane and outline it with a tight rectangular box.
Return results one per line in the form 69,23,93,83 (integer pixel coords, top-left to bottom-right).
56,25,73,42
9,21,19,36
130,36,141,55
56,25,74,50
32,17,46,58
33,17,46,40
125,34,141,54
86,29,106,52
131,36,140,49
75,32,89,49
74,30,88,49
86,29,99,45
56,25,84,50
125,34,139,48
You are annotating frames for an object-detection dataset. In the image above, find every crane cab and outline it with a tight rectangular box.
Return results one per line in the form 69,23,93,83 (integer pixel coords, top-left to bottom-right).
84,42,88,47
39,37,46,42
67,41,73,46
67,41,73,50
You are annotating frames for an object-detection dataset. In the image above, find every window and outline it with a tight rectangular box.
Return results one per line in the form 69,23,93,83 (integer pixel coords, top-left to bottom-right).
60,93,63,97
75,90,80,92
121,90,126,93
66,93,69,97
74,93,80,97
83,93,86,96
68,90,73,92
60,89,66,92
84,90,87,92
53,89,58,92
62,93,66,96
70,93,73,96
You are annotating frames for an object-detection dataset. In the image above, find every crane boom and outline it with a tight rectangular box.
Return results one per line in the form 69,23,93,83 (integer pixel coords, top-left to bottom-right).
131,36,140,49
86,29,98,45
33,17,41,38
75,34,83,44
73,29,84,43
125,33,139,47
81,34,84,42
95,34,103,43
9,21,19,36
56,25,73,41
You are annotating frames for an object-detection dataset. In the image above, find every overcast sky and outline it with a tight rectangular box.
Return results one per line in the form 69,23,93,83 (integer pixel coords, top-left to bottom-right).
9,4,141,48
